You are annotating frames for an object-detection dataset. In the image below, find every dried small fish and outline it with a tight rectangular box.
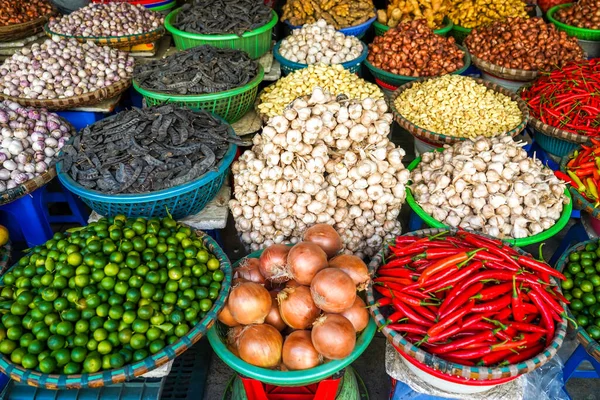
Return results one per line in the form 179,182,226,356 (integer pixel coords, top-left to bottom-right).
58,106,238,194
134,46,258,95
174,0,271,35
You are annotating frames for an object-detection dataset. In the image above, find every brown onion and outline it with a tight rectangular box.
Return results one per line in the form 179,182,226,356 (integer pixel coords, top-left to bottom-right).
340,296,370,332
287,242,328,285
234,258,266,284
286,280,301,289
328,254,370,291
303,224,343,258
227,326,244,357
310,268,356,313
218,303,239,327
311,314,356,360
259,244,291,283
277,286,321,329
228,282,272,325
282,330,322,370
265,291,287,331
237,324,283,368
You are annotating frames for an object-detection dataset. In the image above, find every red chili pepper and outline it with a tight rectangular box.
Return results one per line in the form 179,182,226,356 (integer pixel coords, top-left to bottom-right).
472,282,513,301
529,284,565,316
547,287,570,305
392,298,435,326
380,256,413,269
485,260,520,272
427,300,475,338
418,251,472,286
385,324,428,335
445,340,527,360
555,170,577,186
472,251,505,264
377,268,415,278
471,294,512,313
427,313,485,343
374,276,414,285
368,297,392,308
494,308,512,321
385,311,405,325
520,332,544,346
504,344,544,364
422,261,482,293
521,303,540,316
439,283,484,320
479,349,515,366
393,291,441,308
512,255,566,281
508,322,547,333
512,276,524,322
528,290,554,347
426,330,500,354
461,234,520,269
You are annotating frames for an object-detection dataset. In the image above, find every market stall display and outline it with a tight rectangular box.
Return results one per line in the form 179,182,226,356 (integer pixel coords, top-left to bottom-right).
0,0,56,42
164,4,277,58
376,0,449,30
465,17,585,81
233,87,410,257
133,45,262,122
520,59,600,157
392,75,528,144
560,142,600,218
365,20,469,87
274,20,367,75
0,215,232,388
557,239,600,361
373,17,453,37
282,0,376,32
56,105,238,218
256,64,383,120
408,136,571,242
0,38,133,110
367,229,567,387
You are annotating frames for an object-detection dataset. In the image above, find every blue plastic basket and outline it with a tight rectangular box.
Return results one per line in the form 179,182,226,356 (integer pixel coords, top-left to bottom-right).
284,15,376,39
273,41,368,76
56,118,237,220
533,129,581,158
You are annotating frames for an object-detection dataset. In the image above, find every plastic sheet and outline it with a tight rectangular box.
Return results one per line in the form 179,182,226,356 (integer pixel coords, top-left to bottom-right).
385,341,569,400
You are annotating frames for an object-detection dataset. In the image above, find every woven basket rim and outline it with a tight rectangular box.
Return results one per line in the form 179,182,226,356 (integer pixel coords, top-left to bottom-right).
132,64,264,101
390,76,530,145
367,227,568,380
56,113,237,201
207,248,377,386
44,23,165,43
555,237,600,362
0,10,56,34
0,229,232,389
0,79,131,111
469,53,539,82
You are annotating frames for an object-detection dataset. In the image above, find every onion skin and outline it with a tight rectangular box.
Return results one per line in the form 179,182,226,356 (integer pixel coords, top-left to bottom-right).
228,282,272,325
311,314,356,360
259,244,291,283
310,268,357,313
282,330,322,370
303,224,343,259
237,324,283,368
287,242,328,286
340,296,370,332
265,291,287,331
227,326,244,357
328,255,371,291
218,303,239,327
234,258,266,284
277,286,321,329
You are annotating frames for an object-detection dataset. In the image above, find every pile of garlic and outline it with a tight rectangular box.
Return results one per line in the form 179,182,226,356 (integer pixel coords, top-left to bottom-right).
411,136,569,239
279,19,363,65
230,87,410,257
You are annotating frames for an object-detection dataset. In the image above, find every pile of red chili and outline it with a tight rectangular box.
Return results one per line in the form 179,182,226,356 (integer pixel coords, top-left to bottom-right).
374,230,568,367
562,139,600,205
520,59,600,137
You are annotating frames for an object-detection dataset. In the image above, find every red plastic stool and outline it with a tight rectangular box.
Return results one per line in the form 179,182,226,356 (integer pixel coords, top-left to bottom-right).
239,371,343,400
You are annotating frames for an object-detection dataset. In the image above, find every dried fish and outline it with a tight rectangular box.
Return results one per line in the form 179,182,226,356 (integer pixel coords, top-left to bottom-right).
134,45,258,95
174,0,271,35
58,106,237,194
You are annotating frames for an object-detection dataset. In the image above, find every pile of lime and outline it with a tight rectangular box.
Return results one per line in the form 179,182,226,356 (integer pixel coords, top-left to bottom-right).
562,240,600,340
0,215,224,374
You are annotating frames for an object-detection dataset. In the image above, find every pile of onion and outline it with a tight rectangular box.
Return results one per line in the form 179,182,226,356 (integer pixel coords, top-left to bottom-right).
218,224,370,370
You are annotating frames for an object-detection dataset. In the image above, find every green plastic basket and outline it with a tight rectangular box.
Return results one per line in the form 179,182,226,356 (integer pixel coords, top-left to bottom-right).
405,150,573,247
164,8,278,59
450,23,472,44
206,249,377,387
547,4,600,41
373,17,453,37
363,46,471,87
132,66,263,124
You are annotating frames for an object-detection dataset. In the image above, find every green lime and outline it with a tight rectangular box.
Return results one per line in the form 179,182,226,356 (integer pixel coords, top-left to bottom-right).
86,339,98,352
207,258,219,271
57,321,74,336
71,347,87,363
63,362,81,375
122,310,137,325
83,355,102,373
578,314,590,327
39,357,57,373
10,348,26,365
97,340,113,355
118,329,133,345
174,324,189,338
47,335,66,351
569,263,582,274
130,334,147,350
109,353,125,368
137,305,154,320
6,326,22,341
132,348,149,362
93,328,108,342
0,339,16,354
132,319,149,333
212,270,224,282
149,339,165,354
21,353,39,369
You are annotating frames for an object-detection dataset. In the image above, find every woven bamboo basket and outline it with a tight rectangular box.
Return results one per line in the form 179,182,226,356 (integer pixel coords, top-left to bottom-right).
0,11,57,42
44,24,165,48
469,54,540,82
367,228,568,380
0,229,231,389
555,239,600,362
0,119,75,206
0,79,131,111
390,77,530,146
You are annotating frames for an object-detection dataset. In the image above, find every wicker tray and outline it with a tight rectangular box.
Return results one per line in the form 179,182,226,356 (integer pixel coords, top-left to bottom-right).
470,54,539,82
367,228,568,380
44,24,165,48
528,115,591,145
555,238,600,362
0,11,56,42
0,78,131,111
0,229,231,389
391,77,530,146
